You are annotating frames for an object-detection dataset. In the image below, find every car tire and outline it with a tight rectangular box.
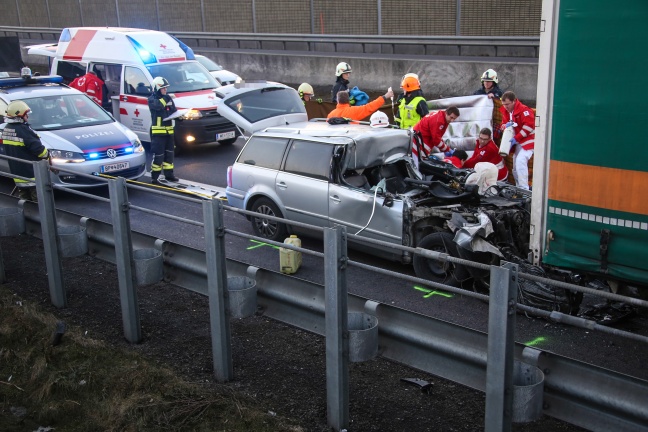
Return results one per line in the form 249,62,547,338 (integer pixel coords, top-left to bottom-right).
250,197,288,242
413,232,464,287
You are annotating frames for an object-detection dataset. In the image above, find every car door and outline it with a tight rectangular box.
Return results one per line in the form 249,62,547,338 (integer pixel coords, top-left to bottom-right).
118,65,151,142
213,82,307,134
328,181,404,245
275,139,332,228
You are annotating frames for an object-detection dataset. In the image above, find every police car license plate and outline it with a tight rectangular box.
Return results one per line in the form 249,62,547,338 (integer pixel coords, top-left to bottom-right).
216,131,236,141
101,161,130,173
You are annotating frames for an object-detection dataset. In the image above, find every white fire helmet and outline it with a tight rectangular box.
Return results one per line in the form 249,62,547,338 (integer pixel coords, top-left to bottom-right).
370,111,389,128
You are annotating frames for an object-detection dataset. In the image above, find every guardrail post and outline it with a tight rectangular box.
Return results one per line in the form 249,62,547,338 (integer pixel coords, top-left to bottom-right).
34,159,66,308
485,262,518,432
203,198,233,382
324,225,349,431
0,240,5,283
108,177,141,343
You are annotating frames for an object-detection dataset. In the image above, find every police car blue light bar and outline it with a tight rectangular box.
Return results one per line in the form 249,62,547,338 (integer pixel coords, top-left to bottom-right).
0,75,64,88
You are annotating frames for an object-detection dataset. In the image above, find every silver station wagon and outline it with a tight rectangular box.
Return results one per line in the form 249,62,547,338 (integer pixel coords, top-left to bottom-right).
218,82,533,290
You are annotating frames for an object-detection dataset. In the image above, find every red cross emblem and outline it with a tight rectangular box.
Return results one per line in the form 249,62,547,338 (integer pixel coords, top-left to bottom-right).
134,109,140,117
160,44,167,49
208,95,215,99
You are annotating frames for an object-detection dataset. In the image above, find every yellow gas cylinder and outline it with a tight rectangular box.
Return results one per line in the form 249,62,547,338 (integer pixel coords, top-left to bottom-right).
280,235,302,274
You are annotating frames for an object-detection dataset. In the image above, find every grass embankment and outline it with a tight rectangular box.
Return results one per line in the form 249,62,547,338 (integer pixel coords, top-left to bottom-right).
0,286,301,432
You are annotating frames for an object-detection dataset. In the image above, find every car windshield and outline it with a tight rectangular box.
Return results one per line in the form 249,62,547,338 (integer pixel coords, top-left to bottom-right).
225,87,305,123
24,94,113,131
196,56,223,72
147,61,219,92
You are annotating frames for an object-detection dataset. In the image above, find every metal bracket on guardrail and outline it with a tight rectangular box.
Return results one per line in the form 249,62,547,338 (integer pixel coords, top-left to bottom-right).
325,225,349,432
35,159,66,308
108,177,141,343
203,198,233,382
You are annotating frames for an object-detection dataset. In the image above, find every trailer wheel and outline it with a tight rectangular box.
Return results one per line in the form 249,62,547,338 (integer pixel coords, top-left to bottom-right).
413,232,464,287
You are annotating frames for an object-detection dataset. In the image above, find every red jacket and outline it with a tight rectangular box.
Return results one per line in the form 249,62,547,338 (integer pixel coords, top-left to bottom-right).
412,110,451,158
70,72,104,105
499,99,535,150
327,96,386,121
443,155,463,168
463,139,508,181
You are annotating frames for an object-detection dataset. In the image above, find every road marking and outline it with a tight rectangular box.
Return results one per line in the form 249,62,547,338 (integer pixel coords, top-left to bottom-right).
414,285,453,299
247,240,280,250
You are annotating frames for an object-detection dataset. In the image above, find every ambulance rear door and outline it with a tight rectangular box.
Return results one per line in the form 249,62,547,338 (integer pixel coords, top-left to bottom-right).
119,65,152,142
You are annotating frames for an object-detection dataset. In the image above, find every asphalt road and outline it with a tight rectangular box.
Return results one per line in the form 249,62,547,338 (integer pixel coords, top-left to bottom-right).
1,137,646,382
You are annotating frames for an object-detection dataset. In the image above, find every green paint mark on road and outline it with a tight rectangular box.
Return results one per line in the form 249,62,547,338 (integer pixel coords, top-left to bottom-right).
414,285,453,299
524,337,547,347
247,240,280,250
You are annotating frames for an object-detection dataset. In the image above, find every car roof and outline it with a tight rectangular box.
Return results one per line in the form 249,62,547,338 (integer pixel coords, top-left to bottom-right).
255,120,413,169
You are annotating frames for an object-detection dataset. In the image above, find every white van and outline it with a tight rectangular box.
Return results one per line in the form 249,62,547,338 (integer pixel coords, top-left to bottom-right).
28,27,240,150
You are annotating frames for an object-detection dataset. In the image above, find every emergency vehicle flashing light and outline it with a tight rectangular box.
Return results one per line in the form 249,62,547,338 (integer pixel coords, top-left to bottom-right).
126,36,158,64
0,75,64,88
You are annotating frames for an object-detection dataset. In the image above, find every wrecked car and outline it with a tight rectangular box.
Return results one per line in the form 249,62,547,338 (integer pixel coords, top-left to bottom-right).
218,82,581,313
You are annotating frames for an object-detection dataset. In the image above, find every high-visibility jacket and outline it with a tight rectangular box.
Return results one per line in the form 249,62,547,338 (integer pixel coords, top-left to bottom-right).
0,119,48,182
397,95,427,129
148,91,177,135
326,96,387,121
499,99,535,150
69,72,104,105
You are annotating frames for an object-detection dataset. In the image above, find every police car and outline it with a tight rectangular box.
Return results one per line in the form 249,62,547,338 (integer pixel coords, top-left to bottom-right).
0,73,146,187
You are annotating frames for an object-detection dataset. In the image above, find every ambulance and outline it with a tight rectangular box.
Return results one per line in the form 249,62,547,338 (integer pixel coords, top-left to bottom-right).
27,27,240,151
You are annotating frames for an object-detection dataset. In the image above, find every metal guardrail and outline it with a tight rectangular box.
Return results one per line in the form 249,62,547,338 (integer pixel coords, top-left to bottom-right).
0,159,647,431
2,26,540,58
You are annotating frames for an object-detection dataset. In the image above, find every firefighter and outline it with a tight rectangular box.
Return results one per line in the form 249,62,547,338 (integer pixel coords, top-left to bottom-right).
474,69,503,100
1,100,49,201
331,62,352,103
298,83,322,103
394,73,429,129
148,76,178,184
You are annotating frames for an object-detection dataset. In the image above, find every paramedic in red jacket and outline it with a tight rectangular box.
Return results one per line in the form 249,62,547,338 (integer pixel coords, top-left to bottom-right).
69,69,104,106
463,128,509,181
499,91,534,189
412,106,460,161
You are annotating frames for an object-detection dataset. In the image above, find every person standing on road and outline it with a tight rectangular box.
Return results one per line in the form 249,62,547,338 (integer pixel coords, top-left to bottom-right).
412,107,460,161
148,76,178,185
394,73,429,129
331,62,352,103
327,88,394,121
500,91,534,190
1,100,49,201
473,69,503,100
463,128,509,181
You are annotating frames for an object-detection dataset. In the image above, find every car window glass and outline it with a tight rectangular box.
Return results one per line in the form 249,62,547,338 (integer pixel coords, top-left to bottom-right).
147,61,218,92
284,140,332,181
56,61,86,84
237,136,288,170
196,56,223,71
124,67,151,96
225,87,305,123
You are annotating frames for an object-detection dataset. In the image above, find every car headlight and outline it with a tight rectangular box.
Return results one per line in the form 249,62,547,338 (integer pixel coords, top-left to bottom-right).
182,109,203,120
131,138,145,153
49,149,85,163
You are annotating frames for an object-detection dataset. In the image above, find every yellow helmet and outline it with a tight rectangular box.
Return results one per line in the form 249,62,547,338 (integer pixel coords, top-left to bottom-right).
298,83,314,98
5,100,31,118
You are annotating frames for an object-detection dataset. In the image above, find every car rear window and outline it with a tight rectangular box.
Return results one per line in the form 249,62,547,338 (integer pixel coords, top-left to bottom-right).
283,140,333,181
237,136,288,170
